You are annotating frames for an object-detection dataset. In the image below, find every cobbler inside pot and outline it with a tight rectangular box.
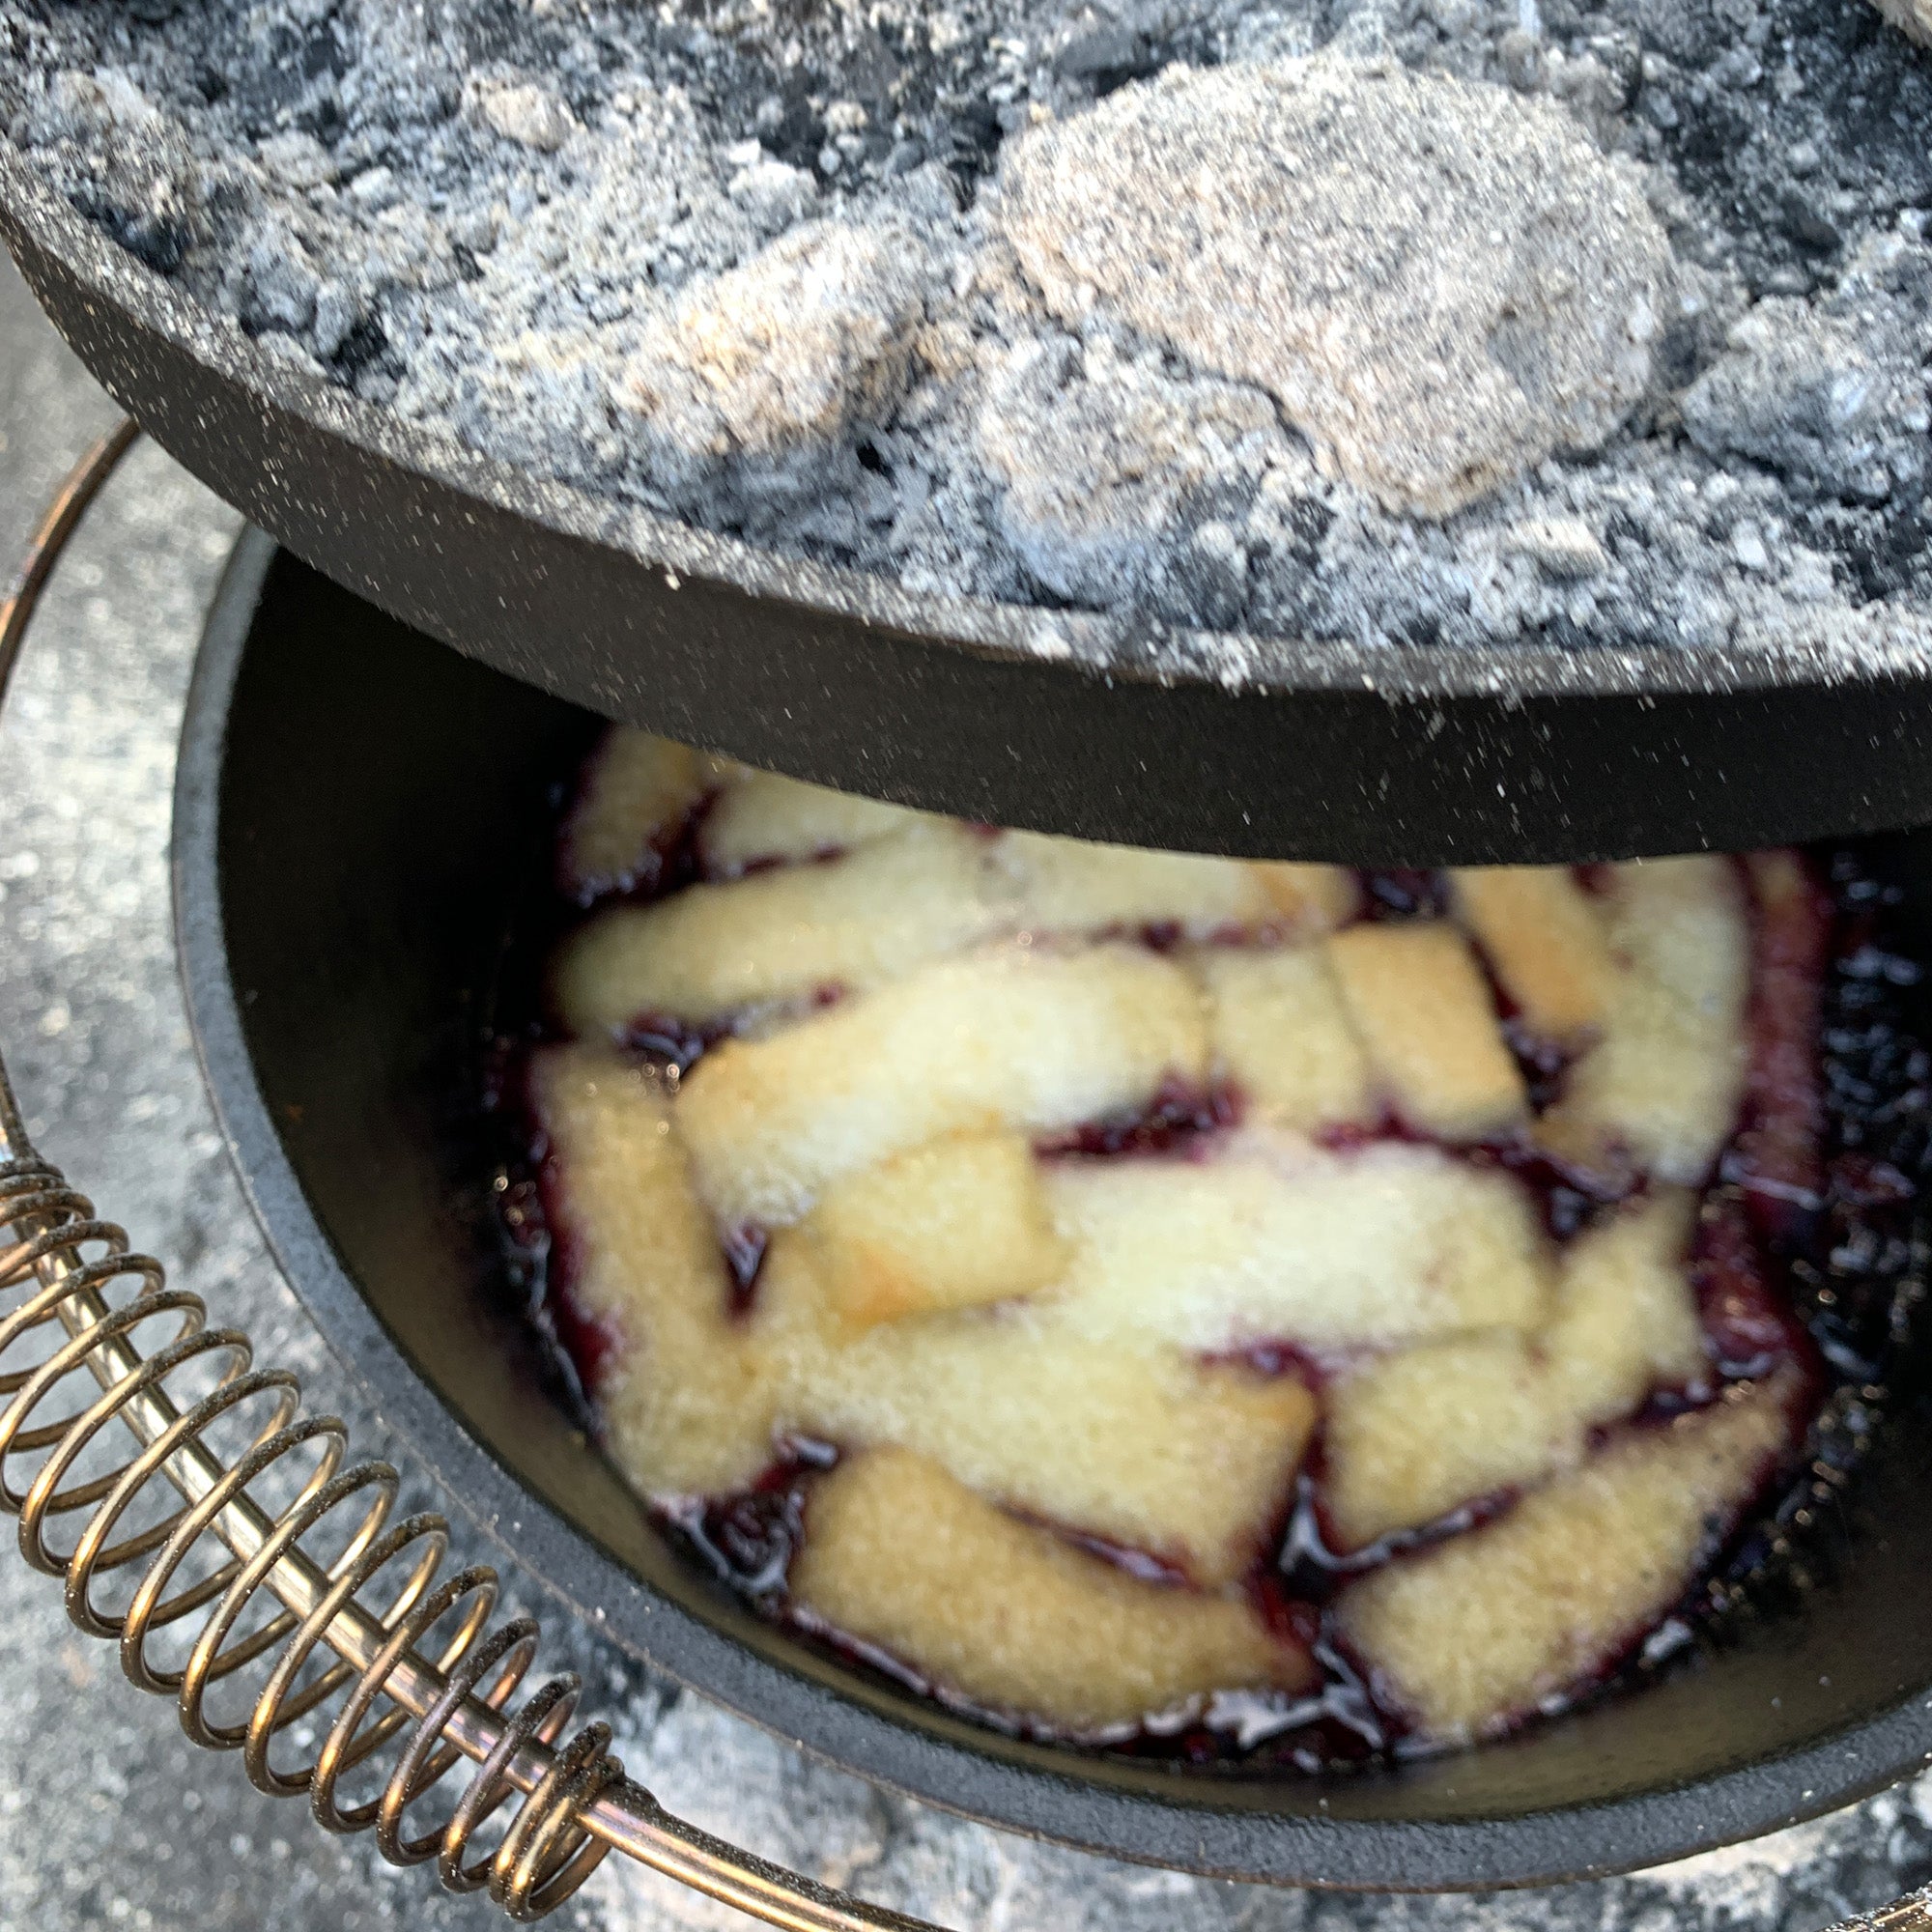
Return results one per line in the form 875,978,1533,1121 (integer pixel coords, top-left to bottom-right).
485,732,1929,1769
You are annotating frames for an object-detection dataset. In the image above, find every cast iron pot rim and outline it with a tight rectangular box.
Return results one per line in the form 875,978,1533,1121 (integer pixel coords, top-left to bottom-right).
7,153,1929,708
168,527,1932,1893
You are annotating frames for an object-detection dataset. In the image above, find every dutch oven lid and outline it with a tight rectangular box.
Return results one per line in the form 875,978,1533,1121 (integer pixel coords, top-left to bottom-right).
7,158,1931,866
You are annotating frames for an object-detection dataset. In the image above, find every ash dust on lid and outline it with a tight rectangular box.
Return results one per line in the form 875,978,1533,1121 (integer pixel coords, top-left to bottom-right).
2,0,1930,675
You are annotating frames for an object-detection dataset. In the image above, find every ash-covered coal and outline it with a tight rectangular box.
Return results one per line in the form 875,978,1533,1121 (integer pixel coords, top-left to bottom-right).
1,0,1928,675
995,61,1677,518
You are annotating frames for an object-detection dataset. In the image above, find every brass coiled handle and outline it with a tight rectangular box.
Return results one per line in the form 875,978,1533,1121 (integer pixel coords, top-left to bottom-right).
3,424,1927,1932
0,1151,619,1917
0,422,947,1928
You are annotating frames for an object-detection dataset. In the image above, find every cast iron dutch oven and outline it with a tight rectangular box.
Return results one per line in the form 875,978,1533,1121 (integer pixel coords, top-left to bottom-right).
174,532,1932,1895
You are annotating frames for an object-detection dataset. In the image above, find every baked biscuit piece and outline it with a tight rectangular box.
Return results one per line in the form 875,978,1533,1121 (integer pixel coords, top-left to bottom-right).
1251,863,1361,933
759,1239,1316,1585
675,942,1208,1226
557,820,1348,1033
1041,1134,1551,1352
1334,1375,1796,1740
1197,944,1376,1129
1537,857,1749,1185
1323,1335,1553,1548
560,729,731,899
991,834,1354,940
536,1050,1311,1577
529,1043,776,1494
801,1130,1069,1328
700,770,925,876
791,1448,1316,1731
1541,1187,1707,1424
1322,1190,1708,1547
1326,922,1529,1139
1452,867,1614,1042
554,819,998,1030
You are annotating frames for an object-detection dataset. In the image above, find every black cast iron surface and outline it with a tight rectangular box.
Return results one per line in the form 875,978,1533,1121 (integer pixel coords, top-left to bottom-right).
173,529,1932,1893
6,158,1932,867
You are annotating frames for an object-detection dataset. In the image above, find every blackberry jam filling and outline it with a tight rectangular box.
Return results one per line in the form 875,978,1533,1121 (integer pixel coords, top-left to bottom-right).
481,727,1930,1767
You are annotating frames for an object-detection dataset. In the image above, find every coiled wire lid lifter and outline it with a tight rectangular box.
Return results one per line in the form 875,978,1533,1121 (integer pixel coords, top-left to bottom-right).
0,420,944,1929
0,425,1926,1932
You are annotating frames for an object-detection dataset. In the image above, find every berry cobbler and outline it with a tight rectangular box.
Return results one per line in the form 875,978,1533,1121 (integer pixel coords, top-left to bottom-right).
490,729,1928,1765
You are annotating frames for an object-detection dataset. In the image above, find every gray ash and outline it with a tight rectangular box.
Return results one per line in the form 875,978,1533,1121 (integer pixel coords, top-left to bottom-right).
2,0,1929,675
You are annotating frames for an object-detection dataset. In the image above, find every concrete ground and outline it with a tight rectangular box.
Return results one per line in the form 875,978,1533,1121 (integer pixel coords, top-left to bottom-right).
0,246,1927,1932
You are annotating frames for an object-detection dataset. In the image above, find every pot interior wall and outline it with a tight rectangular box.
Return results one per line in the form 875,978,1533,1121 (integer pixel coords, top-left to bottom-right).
205,547,1932,1874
